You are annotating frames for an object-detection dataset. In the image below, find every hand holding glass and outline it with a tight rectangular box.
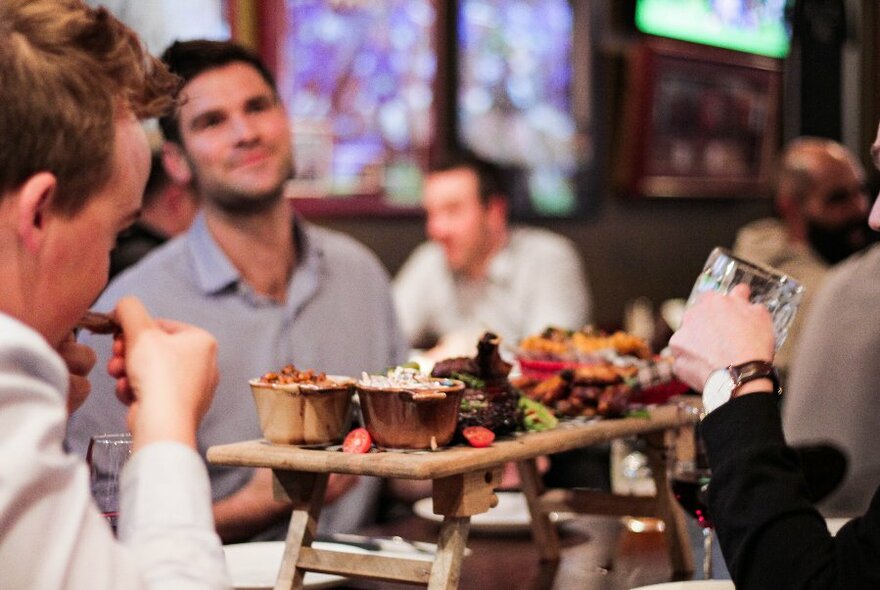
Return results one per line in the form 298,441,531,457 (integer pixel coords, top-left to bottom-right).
87,433,132,535
688,247,805,351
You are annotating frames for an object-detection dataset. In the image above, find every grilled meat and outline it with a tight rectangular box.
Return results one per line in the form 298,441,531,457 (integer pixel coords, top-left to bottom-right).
431,332,522,434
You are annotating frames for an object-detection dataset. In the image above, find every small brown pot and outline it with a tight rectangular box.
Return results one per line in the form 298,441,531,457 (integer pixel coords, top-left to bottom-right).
356,379,465,450
249,378,354,445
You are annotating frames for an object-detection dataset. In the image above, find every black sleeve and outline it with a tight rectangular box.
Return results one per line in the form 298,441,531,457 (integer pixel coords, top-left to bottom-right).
701,393,880,589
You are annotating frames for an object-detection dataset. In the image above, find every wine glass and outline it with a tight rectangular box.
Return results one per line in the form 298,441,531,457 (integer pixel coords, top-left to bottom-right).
87,433,132,535
668,403,714,579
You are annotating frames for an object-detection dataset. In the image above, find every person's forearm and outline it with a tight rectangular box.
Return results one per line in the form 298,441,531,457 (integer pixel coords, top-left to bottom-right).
121,442,230,589
212,469,291,543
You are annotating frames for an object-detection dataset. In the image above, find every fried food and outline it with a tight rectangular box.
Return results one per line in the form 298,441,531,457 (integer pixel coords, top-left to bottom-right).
258,364,329,386
76,310,120,335
518,326,652,361
571,330,651,359
514,363,635,419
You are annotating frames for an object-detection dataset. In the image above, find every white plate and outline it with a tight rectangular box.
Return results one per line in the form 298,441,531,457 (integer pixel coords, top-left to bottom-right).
630,582,734,590
413,491,571,533
223,541,368,590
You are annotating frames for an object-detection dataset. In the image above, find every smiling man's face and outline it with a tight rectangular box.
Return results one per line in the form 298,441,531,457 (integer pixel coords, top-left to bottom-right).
174,61,293,214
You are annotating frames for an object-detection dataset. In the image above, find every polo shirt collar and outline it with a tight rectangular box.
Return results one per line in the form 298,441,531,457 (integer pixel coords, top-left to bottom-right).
189,213,239,294
186,212,325,300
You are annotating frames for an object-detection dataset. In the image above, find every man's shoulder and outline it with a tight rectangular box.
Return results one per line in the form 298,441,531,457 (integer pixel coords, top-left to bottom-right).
802,243,880,325
733,218,792,262
823,243,880,289
395,241,447,282
306,224,382,265
98,237,191,305
508,226,579,257
0,314,47,355
0,314,66,387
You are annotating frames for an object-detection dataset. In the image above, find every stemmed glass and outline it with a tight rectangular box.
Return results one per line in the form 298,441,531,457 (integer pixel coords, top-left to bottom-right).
87,433,132,535
668,403,714,579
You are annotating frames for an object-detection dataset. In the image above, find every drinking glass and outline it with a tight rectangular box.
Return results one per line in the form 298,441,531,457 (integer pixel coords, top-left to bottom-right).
688,247,805,351
668,403,714,579
87,433,132,535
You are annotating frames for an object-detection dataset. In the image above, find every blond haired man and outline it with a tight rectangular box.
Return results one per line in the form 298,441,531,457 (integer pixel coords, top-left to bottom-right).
0,0,228,587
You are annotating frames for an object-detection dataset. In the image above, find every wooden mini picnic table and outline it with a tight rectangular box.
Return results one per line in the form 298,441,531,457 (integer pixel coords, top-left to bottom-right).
207,403,695,590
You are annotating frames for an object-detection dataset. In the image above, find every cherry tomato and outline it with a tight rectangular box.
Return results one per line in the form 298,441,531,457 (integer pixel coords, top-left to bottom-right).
342,428,372,453
462,426,495,448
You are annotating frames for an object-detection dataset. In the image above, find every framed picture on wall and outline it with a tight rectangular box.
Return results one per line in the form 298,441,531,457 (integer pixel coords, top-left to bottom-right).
617,39,783,199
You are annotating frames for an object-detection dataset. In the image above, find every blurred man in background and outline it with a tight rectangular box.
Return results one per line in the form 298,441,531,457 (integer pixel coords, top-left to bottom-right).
734,137,872,373
110,151,199,279
394,151,592,359
68,39,406,543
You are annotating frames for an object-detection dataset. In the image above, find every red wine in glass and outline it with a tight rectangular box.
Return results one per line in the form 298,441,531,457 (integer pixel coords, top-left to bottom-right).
669,403,714,578
671,471,712,529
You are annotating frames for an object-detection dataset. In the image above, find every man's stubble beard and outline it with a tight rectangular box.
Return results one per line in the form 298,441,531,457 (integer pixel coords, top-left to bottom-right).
192,160,294,216
807,217,879,265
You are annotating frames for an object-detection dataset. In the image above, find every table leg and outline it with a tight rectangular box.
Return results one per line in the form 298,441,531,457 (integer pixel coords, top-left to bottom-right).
271,470,329,590
517,459,560,562
427,516,471,590
642,432,694,577
430,467,502,589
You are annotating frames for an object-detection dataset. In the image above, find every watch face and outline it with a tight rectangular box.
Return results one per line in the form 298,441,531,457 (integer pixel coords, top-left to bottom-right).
703,369,734,415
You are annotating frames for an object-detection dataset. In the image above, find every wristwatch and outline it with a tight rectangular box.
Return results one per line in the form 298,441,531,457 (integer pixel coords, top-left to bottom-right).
702,360,782,415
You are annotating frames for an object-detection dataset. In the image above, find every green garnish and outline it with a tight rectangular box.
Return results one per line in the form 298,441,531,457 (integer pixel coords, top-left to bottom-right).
451,372,486,389
459,398,489,412
519,397,558,431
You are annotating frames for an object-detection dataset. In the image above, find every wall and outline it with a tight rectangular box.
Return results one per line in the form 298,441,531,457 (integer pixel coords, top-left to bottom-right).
308,195,773,329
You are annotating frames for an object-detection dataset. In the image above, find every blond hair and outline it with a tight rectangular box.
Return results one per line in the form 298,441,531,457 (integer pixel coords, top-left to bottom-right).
0,0,179,215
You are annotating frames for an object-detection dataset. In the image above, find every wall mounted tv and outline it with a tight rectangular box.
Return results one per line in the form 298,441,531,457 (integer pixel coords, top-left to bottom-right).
634,0,793,59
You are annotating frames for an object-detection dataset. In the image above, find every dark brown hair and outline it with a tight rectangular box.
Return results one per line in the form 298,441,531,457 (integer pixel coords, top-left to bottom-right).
430,150,509,206
158,39,277,144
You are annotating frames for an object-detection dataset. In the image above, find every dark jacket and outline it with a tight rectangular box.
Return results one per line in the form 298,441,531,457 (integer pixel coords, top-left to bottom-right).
703,393,880,589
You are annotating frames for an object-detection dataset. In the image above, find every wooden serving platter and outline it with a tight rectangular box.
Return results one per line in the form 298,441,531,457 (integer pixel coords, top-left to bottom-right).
207,404,682,480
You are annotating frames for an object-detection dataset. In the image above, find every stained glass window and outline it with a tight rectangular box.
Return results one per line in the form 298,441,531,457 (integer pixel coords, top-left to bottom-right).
279,0,437,206
457,0,586,216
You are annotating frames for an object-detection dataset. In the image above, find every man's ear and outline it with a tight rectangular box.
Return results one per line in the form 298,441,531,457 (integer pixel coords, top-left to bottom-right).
486,194,509,225
16,172,58,254
162,142,193,185
777,189,811,241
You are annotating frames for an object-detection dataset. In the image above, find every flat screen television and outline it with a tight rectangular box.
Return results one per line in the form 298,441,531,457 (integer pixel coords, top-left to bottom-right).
634,0,793,59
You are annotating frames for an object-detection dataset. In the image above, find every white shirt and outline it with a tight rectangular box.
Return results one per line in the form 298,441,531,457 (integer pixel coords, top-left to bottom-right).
393,226,592,353
0,312,230,589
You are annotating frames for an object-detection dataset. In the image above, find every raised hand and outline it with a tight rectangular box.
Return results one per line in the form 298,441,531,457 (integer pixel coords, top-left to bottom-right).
669,284,775,392
106,296,218,450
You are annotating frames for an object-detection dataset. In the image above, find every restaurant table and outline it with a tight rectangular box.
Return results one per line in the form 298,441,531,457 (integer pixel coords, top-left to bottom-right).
207,403,695,590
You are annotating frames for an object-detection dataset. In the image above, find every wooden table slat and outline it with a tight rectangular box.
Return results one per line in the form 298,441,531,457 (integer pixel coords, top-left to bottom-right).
297,547,433,584
207,405,681,480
